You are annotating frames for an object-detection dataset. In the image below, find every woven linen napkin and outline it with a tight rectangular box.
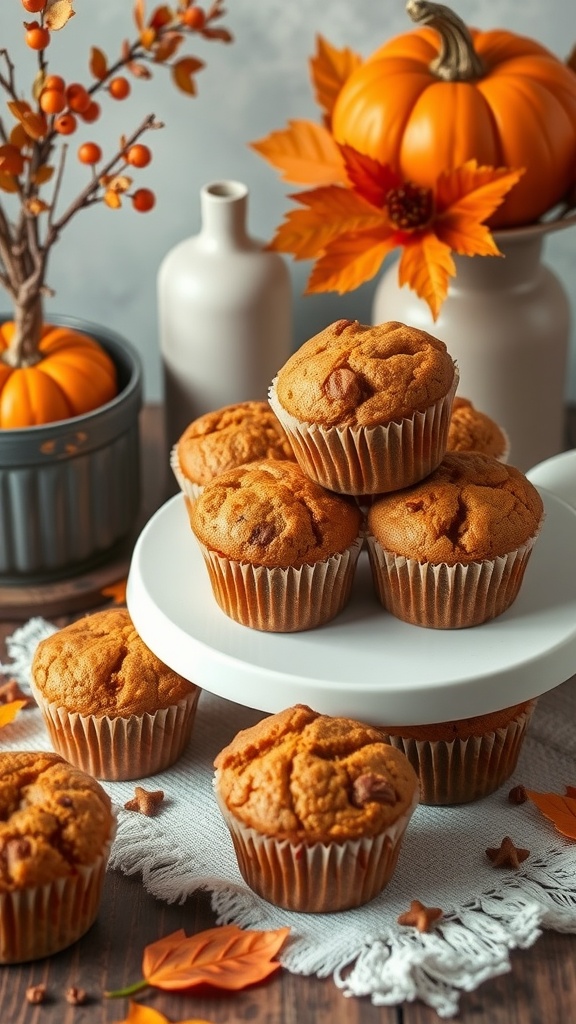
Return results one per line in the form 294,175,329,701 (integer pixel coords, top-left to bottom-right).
2,617,576,1019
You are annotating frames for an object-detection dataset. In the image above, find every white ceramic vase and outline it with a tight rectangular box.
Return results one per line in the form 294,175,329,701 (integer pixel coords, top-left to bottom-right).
158,180,293,450
372,218,576,472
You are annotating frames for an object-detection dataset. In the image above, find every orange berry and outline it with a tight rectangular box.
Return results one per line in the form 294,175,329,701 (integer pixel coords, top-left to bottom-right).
79,100,101,124
182,5,206,30
40,88,66,114
132,188,156,212
125,144,152,168
53,112,77,135
0,144,25,176
77,142,102,165
25,22,50,50
66,83,91,113
22,0,46,11
108,77,131,100
44,74,65,91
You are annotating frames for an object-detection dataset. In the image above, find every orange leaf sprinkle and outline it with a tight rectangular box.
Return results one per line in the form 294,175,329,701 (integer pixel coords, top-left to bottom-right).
0,700,27,728
309,35,362,125
118,1000,216,1024
141,924,290,992
526,788,576,841
250,120,348,187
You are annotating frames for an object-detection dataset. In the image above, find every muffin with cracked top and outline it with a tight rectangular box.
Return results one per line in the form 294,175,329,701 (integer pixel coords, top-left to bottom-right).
268,318,458,495
171,400,295,506
366,450,544,629
31,608,200,780
214,704,419,912
189,458,363,631
0,751,115,962
448,396,509,461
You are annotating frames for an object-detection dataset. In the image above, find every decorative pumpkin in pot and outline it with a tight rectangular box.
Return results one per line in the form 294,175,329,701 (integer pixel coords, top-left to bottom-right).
251,0,576,317
331,0,576,229
0,0,233,581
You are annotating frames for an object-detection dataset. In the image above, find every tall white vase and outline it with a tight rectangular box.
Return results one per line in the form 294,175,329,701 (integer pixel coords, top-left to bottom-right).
158,180,293,450
372,220,575,472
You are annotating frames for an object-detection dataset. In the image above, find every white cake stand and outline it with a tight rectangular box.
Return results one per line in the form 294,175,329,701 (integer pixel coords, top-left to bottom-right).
126,488,576,726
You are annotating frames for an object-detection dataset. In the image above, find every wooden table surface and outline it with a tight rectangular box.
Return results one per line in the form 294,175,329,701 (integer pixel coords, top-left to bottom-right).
1,403,576,1024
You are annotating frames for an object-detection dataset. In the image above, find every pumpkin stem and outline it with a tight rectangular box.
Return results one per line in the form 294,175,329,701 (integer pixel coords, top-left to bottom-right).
2,294,44,369
406,0,485,81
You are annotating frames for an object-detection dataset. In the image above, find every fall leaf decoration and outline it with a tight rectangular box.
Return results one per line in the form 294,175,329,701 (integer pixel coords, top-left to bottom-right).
526,787,576,841
0,700,26,729
106,925,291,999
117,1002,215,1024
251,35,525,319
101,578,128,605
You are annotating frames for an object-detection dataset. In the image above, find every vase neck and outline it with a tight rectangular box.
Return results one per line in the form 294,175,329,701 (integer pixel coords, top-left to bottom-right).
453,234,545,289
198,180,253,250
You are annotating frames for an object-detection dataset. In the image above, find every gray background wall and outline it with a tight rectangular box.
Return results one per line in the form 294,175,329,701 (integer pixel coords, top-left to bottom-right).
2,1,576,402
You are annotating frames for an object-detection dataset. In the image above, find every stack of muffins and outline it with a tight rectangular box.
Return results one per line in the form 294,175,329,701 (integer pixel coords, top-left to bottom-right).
177,318,544,817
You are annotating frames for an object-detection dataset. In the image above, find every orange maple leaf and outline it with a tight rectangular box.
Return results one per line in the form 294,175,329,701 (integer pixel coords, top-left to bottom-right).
117,1000,215,1024
270,186,385,260
250,120,347,187
526,787,576,841
309,36,362,126
0,700,27,728
106,925,290,998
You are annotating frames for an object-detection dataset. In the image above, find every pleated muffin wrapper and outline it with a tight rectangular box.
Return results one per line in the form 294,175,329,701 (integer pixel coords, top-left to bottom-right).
196,533,364,632
30,686,200,781
0,816,116,963
268,368,458,496
215,780,419,913
379,700,537,806
365,519,543,630
170,442,203,509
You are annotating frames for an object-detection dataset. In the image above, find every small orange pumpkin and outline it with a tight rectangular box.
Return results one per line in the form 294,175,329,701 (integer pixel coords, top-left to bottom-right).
331,0,576,227
0,322,118,428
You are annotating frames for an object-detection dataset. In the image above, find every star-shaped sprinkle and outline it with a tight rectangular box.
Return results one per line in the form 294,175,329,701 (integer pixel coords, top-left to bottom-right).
485,836,530,868
397,899,443,933
124,786,164,817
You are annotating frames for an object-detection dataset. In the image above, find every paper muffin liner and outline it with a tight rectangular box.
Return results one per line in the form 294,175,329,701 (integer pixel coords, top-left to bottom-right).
379,701,537,805
215,782,418,913
196,534,363,632
268,368,458,496
365,521,542,629
170,443,203,508
30,686,200,781
0,822,115,963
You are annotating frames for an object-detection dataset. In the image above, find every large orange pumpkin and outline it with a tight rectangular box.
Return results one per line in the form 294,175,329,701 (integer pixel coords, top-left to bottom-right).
331,0,576,227
0,322,118,428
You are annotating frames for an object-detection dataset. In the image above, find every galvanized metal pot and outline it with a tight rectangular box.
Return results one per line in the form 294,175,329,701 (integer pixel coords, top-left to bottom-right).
0,315,143,584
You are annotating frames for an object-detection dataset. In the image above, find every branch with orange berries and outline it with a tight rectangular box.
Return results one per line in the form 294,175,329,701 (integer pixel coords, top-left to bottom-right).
0,0,232,366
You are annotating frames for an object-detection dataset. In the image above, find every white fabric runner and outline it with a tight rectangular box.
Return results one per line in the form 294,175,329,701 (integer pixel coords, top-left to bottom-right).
2,616,576,1019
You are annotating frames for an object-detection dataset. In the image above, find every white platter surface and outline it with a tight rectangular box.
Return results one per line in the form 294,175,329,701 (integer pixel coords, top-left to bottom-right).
126,489,576,726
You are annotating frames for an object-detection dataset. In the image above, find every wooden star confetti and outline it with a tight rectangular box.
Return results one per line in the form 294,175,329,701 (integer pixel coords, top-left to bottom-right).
124,786,165,817
485,836,530,868
397,899,443,933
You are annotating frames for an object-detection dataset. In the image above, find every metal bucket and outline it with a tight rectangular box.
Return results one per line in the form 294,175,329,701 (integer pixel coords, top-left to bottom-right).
0,315,143,584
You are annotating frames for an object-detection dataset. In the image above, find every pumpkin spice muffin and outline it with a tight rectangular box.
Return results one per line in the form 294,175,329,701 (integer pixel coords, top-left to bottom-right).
448,396,509,461
0,751,115,962
214,704,419,912
31,608,200,780
269,318,458,495
366,451,544,629
379,700,537,805
171,400,295,506
190,458,363,631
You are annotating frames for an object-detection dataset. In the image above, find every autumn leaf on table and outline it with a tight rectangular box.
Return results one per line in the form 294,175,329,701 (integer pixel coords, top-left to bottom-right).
106,925,291,998
526,787,576,840
116,1001,215,1024
101,578,127,604
268,149,524,319
0,700,27,729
